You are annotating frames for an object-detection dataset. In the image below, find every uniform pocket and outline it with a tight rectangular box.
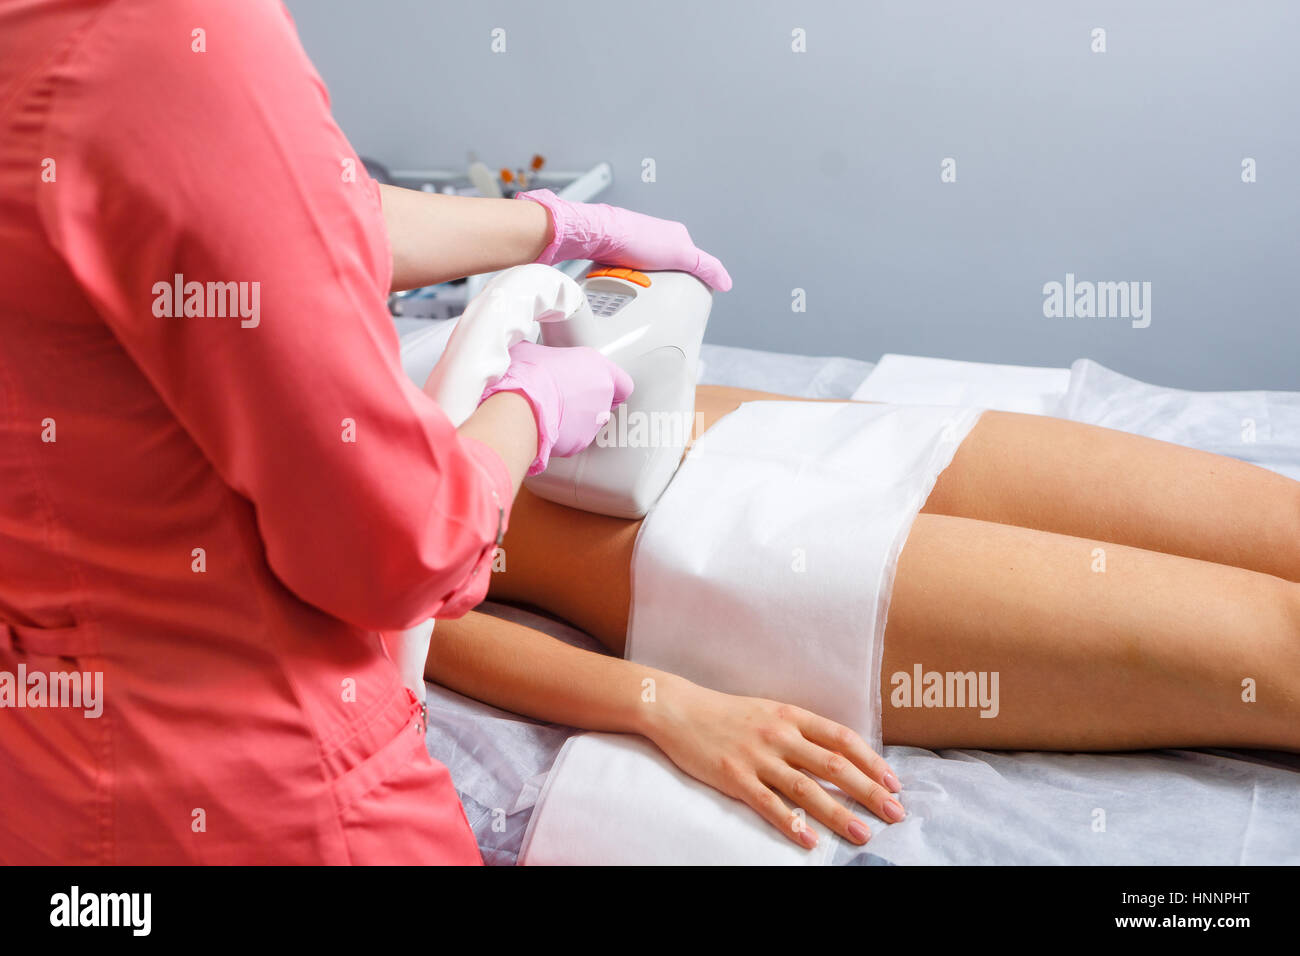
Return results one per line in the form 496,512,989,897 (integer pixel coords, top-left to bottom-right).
0,620,110,863
5,620,99,659
328,689,427,813
327,688,481,865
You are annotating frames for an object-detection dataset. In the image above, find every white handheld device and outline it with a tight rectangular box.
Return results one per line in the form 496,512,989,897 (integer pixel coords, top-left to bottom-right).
524,266,712,518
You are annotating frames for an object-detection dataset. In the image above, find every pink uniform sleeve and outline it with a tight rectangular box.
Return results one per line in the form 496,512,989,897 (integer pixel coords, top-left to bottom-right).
37,0,513,629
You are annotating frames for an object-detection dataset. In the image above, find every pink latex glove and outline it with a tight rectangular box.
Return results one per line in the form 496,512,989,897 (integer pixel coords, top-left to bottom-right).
480,340,634,476
517,188,732,292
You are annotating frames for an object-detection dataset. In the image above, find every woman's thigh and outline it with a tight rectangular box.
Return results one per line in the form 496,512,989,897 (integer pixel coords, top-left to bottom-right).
882,512,1300,751
925,410,1300,582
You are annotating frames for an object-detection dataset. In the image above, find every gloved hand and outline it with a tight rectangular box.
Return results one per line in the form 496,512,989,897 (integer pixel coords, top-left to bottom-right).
517,188,732,292
480,340,634,476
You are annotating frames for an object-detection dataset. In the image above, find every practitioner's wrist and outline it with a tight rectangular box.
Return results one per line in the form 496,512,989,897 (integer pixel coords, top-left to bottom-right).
460,390,539,494
515,189,568,265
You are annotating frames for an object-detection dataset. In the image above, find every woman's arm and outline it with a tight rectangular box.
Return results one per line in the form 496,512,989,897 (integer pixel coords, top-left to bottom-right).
427,611,905,850
379,185,553,291
428,611,664,736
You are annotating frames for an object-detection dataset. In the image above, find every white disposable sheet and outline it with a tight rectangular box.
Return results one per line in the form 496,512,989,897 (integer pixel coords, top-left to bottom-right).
521,732,839,866
1061,358,1300,480
697,343,876,400
852,353,1072,415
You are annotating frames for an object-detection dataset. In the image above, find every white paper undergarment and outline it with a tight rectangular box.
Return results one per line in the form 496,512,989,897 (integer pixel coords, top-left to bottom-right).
520,400,982,865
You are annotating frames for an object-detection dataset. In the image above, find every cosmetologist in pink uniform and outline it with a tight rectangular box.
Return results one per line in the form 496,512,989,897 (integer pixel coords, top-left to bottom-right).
0,0,507,863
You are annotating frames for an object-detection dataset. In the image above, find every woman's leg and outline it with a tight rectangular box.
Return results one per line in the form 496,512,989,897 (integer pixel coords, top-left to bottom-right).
881,512,1300,751
925,410,1300,582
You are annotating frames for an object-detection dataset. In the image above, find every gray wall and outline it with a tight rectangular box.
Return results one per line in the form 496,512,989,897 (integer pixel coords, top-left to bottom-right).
288,0,1300,389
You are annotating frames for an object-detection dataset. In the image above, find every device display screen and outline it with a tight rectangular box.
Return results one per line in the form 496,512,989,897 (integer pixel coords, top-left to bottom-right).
585,291,634,318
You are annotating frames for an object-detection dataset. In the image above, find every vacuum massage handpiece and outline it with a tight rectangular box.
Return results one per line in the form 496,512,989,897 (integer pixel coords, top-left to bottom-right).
524,266,712,519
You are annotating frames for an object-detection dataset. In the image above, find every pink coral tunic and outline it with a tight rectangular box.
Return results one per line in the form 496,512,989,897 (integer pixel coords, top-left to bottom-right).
0,0,507,863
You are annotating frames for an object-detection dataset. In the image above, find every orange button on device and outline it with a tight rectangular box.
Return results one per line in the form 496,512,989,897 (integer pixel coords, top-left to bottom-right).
586,266,651,287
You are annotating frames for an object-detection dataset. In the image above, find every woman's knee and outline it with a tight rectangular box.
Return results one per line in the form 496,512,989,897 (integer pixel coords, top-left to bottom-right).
1247,577,1300,749
1287,483,1300,582
1283,578,1300,643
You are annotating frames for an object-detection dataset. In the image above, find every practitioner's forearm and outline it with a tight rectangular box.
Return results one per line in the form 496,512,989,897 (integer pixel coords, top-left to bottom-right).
457,391,537,499
425,610,687,737
378,184,553,291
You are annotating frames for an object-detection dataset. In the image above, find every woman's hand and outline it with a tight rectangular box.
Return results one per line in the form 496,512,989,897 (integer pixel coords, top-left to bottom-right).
642,677,905,850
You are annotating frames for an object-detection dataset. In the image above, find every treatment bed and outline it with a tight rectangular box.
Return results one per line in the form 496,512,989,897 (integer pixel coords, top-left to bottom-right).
398,326,1300,865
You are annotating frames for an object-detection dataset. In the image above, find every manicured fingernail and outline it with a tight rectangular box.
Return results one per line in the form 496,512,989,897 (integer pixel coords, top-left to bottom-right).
883,799,906,823
883,771,902,793
847,819,871,843
799,825,819,849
